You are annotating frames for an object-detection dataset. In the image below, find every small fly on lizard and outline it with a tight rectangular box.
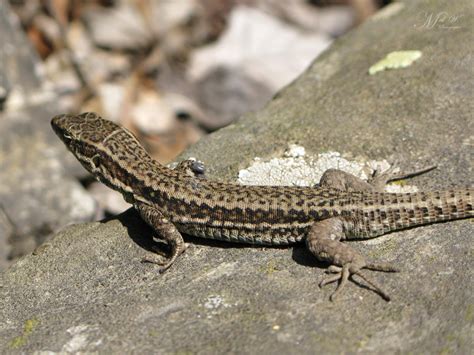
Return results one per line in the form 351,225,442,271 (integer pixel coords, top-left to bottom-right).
51,112,473,301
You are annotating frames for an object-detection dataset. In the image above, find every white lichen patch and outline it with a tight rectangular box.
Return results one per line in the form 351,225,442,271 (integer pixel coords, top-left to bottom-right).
62,324,102,352
201,295,235,319
238,145,418,193
284,144,306,158
203,295,229,310
239,147,365,187
369,50,422,75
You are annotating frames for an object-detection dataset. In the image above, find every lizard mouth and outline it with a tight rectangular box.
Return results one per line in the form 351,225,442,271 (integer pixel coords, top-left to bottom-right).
51,123,73,147
51,115,74,147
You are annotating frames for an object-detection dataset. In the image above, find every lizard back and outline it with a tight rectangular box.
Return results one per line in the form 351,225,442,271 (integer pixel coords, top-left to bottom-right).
51,112,473,246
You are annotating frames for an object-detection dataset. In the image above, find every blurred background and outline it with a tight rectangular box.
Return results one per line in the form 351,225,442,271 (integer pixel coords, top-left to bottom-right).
0,0,391,270
8,0,393,162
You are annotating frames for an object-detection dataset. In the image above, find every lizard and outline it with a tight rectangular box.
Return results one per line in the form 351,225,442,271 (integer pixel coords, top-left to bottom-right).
51,112,473,301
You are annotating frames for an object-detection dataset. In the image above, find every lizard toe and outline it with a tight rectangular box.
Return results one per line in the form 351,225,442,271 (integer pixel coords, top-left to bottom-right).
318,262,394,302
319,273,341,287
353,270,392,301
141,254,167,265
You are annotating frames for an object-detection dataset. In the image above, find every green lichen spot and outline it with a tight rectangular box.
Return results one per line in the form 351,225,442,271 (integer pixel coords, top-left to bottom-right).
148,329,160,338
389,180,406,187
260,259,279,274
8,318,39,349
24,318,39,333
465,304,474,322
8,336,27,349
369,50,422,75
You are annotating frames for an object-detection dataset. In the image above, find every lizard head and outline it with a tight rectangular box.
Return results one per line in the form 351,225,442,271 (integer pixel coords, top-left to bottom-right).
51,112,145,199
51,112,119,147
51,112,121,177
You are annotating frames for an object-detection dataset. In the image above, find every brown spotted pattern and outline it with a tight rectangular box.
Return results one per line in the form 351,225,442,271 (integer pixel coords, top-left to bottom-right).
51,112,474,245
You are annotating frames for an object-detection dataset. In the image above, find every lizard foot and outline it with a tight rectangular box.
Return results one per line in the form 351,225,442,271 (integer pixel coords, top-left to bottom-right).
319,263,399,301
141,243,189,273
156,243,189,273
135,201,188,273
307,217,400,301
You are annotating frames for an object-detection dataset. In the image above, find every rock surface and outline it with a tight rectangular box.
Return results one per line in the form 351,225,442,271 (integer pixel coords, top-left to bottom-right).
1,0,473,353
0,4,96,270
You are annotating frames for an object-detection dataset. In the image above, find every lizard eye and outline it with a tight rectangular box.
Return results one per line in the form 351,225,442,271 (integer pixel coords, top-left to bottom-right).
91,155,100,168
62,134,72,144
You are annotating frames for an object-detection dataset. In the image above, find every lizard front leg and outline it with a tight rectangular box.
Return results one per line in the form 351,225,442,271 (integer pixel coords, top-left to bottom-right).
134,201,187,272
306,217,398,301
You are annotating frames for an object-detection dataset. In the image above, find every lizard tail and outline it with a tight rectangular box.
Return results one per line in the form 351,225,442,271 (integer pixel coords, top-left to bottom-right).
358,188,473,237
405,188,473,224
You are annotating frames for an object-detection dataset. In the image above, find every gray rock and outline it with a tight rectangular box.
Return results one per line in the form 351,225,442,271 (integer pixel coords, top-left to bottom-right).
0,207,14,270
0,0,42,99
0,0,472,353
195,66,275,129
0,3,96,270
0,105,97,269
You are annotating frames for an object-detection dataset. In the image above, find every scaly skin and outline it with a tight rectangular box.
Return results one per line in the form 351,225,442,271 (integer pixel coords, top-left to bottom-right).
51,112,473,301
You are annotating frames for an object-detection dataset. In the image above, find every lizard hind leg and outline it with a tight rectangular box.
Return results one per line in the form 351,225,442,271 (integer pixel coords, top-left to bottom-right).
319,164,436,192
135,201,188,273
368,163,436,191
306,217,399,301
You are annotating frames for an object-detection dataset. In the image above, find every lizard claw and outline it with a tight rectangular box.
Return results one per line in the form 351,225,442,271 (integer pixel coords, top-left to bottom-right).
141,243,190,271
318,265,344,286
140,242,172,265
141,254,168,266
319,265,351,301
140,257,175,274
141,254,179,274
